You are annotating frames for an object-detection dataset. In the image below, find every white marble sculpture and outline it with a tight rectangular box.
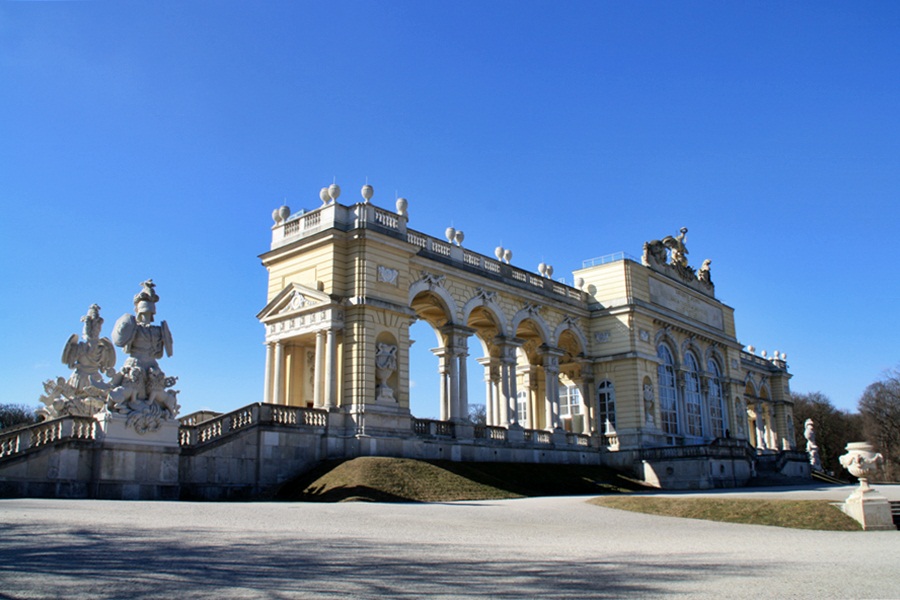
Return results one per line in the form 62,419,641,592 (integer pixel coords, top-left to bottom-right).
804,418,823,472
109,280,180,433
38,304,117,420
375,342,398,401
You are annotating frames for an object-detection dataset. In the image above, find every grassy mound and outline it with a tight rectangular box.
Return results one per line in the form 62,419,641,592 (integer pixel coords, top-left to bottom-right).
589,497,862,531
276,457,644,502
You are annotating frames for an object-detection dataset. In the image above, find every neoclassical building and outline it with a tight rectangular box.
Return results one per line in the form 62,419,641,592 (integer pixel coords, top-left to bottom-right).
0,184,807,498
255,185,805,488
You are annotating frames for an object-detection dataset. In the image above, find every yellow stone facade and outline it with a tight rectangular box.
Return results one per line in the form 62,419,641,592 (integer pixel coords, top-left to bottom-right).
256,194,799,484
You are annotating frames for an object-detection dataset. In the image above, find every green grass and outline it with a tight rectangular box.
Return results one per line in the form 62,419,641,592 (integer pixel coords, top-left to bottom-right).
589,496,862,531
275,457,644,502
276,458,865,531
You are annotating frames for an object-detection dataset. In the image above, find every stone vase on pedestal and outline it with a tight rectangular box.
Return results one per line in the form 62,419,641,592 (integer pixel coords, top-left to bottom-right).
839,442,894,531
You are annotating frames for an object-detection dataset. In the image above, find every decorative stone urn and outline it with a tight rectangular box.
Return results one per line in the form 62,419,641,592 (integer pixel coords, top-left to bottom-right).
838,442,893,531
840,442,883,489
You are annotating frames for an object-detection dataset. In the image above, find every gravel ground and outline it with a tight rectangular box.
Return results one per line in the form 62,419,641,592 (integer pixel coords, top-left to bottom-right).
1,488,898,599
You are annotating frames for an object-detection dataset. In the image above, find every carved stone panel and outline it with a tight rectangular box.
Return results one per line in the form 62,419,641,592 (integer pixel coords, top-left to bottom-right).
648,278,724,330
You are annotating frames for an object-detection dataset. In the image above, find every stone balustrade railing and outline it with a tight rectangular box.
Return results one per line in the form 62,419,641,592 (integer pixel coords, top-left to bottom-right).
271,201,585,304
179,402,328,447
0,416,97,460
474,425,508,441
412,418,456,438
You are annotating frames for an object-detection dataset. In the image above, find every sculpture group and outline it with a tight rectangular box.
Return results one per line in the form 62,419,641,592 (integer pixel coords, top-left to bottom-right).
38,280,180,433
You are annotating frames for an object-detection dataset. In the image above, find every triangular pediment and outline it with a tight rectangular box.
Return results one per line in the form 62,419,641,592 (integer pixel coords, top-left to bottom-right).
257,283,332,322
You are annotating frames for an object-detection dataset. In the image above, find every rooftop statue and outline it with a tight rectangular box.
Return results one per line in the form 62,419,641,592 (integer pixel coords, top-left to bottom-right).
641,227,714,294
109,280,180,433
38,304,117,420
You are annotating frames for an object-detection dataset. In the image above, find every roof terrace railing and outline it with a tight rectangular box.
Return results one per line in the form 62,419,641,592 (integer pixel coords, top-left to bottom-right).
271,201,585,303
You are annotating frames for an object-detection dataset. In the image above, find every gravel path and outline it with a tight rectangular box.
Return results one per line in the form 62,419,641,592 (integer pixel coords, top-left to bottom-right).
1,491,898,599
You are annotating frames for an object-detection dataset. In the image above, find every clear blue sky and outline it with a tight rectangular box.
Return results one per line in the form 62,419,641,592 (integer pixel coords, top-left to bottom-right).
1,2,897,416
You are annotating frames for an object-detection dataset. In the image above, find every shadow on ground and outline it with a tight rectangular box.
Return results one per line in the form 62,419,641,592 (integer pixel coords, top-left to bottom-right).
0,521,761,599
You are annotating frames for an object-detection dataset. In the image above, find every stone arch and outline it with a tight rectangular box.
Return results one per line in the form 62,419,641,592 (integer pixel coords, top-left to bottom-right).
461,293,508,338
654,328,680,367
553,318,589,353
705,346,727,374
681,338,703,365
408,278,459,326
510,309,552,346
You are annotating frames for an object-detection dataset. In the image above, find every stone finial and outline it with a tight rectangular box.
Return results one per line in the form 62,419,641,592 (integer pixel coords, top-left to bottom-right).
747,345,755,354
454,230,464,246
503,249,512,264
546,265,554,278
361,184,373,203
538,263,547,277
396,197,408,216
272,205,290,224
575,277,584,290
328,183,341,203
445,227,456,243
319,187,330,205
495,246,504,261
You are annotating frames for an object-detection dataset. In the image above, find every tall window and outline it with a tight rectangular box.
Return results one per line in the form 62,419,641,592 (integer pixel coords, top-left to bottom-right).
597,380,616,434
657,344,679,436
559,385,582,417
684,352,703,437
516,390,528,426
707,359,725,438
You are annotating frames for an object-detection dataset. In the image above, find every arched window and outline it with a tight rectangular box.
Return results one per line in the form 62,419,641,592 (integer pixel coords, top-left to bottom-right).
657,344,678,436
707,358,725,438
597,380,615,434
684,352,703,437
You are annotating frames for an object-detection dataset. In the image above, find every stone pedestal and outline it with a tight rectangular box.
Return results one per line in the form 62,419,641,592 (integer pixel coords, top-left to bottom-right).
96,411,180,447
92,412,181,500
842,486,895,531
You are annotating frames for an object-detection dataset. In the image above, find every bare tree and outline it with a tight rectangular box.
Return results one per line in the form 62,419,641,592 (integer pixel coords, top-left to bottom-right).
858,368,900,482
467,403,487,427
0,404,38,430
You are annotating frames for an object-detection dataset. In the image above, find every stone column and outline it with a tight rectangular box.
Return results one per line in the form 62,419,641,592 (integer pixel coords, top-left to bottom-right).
313,330,325,408
434,349,450,421
495,343,518,428
457,345,469,422
324,329,337,409
579,373,595,435
263,342,274,404
498,359,510,426
541,347,563,431
273,341,285,405
477,357,498,426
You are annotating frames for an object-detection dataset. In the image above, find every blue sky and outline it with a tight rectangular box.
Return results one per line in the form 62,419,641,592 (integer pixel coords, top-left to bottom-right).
1,2,897,417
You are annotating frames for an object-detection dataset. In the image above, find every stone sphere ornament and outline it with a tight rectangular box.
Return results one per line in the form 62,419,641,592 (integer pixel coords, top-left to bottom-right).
361,184,374,203
546,265,554,278
328,183,341,203
319,187,330,205
495,246,504,261
445,227,456,243
538,263,547,277
503,249,512,264
396,197,408,216
454,230,464,246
